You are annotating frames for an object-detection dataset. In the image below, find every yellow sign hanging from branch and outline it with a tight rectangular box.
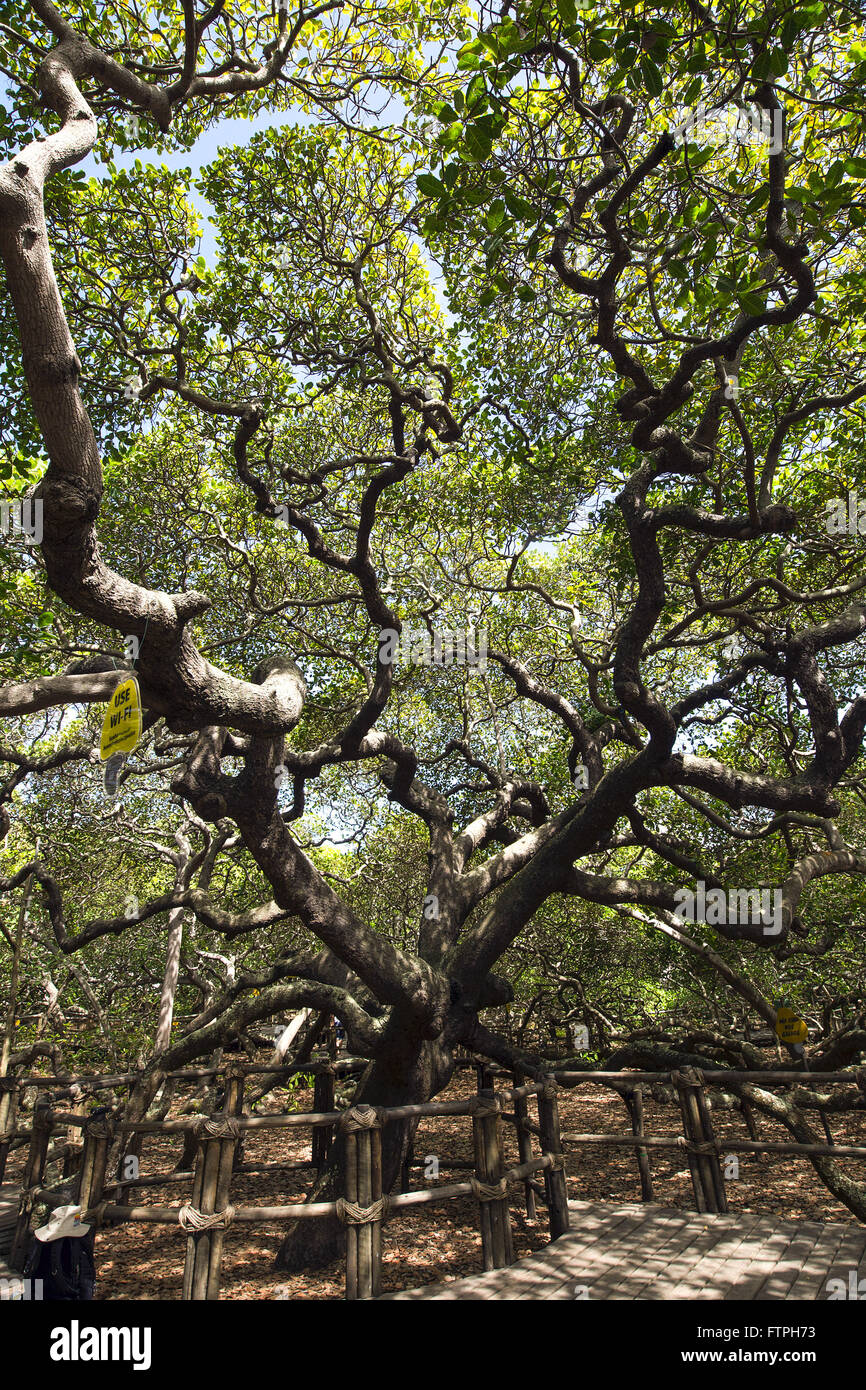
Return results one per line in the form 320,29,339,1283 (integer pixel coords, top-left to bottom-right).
99,676,142,761
775,1006,808,1046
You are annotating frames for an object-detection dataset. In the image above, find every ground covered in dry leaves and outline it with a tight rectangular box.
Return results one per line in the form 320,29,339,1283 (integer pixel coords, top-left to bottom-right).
8,1062,865,1300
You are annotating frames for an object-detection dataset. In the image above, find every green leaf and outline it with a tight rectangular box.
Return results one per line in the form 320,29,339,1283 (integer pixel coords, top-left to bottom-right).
416,173,446,197
503,190,536,221
682,77,704,105
752,50,772,80
739,291,765,314
640,58,663,97
769,47,789,76
464,124,494,161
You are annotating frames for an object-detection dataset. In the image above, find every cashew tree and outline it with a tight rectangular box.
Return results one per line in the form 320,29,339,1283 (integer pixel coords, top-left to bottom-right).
4,0,866,1267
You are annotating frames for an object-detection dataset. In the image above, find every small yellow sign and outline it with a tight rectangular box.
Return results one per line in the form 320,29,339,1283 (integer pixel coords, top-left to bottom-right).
775,1007,808,1046
99,676,142,761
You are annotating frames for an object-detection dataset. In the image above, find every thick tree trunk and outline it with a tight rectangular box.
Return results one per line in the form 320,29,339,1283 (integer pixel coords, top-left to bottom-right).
274,1016,454,1273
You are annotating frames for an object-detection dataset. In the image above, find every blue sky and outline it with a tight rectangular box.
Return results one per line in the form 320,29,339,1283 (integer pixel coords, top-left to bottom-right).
85,107,308,263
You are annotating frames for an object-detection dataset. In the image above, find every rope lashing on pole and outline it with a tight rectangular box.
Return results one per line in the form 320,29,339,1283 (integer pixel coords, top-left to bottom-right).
178,1202,236,1232
469,1175,509,1202
85,1120,114,1139
676,1136,719,1156
338,1104,386,1131
471,1099,501,1120
194,1116,241,1140
335,1195,391,1225
85,1200,111,1228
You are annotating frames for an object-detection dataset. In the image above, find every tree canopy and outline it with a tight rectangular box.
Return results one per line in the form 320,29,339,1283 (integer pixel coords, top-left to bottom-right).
3,0,866,1250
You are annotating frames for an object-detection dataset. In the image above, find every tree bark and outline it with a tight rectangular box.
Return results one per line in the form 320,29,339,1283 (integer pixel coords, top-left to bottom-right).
275,1017,453,1272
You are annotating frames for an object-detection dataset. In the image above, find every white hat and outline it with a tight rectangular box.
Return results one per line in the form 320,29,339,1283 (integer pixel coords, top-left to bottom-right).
34,1204,92,1242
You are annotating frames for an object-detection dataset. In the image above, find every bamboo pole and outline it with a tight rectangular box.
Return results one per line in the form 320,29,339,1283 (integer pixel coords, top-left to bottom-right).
24,1062,866,1091
339,1106,384,1301
181,1124,222,1300
62,1093,86,1180
559,1133,866,1158
224,1062,246,1171
77,1113,115,1212
511,1067,537,1219
673,1068,725,1214
626,1084,654,1202
554,1069,864,1085
537,1076,569,1238
193,1067,245,1300
691,1071,728,1214
0,1075,17,1185
71,1157,556,1226
673,1070,707,1213
205,1126,240,1301
472,1090,513,1271
10,1098,53,1268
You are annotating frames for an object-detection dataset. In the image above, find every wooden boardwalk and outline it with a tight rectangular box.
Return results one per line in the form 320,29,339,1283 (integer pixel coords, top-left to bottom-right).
381,1200,866,1300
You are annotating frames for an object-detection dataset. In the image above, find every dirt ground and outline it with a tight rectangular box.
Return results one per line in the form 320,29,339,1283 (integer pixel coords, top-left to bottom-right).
7,1067,865,1300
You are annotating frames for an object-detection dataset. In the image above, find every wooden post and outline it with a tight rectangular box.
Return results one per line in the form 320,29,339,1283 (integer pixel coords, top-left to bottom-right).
538,1077,569,1238
674,1069,707,1213
312,1065,335,1171
63,1092,86,1180
0,1075,18,1185
10,1098,53,1268
476,1060,494,1092
223,1062,246,1170
77,1111,115,1213
472,1090,514,1271
0,869,32,1189
181,1115,240,1301
690,1070,728,1214
399,1135,414,1194
625,1084,654,1202
674,1068,725,1214
206,1116,240,1301
512,1068,536,1219
340,1105,384,1300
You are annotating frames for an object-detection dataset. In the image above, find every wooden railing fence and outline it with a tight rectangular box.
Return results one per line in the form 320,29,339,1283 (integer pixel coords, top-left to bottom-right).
2,1055,567,1300
553,1065,866,1216
5,1055,865,1298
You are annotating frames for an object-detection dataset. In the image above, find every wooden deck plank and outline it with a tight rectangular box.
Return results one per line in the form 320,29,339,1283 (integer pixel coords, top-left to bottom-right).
380,1200,866,1300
